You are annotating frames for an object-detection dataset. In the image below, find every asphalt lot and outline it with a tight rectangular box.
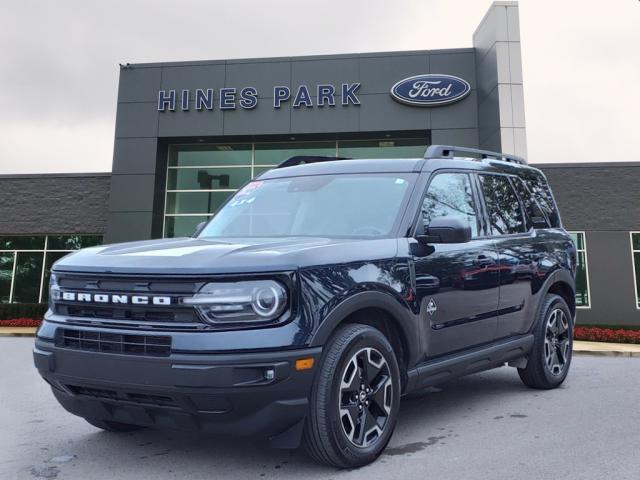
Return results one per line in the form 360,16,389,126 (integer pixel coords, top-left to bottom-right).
2,337,639,480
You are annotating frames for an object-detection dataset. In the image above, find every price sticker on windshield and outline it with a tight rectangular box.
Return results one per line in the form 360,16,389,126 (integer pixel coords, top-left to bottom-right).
236,181,263,197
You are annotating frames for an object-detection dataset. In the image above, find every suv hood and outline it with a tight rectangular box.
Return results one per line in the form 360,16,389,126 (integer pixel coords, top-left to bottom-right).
53,237,399,275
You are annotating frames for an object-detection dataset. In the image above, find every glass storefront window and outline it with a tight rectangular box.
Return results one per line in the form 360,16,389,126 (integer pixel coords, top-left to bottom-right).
253,166,273,178
168,144,252,167
47,235,102,250
164,136,429,238
0,236,45,250
166,191,232,215
12,252,44,303
338,138,428,159
0,235,102,304
631,233,640,308
0,253,14,303
164,216,210,238
569,232,590,307
254,141,336,166
167,167,251,191
43,252,70,299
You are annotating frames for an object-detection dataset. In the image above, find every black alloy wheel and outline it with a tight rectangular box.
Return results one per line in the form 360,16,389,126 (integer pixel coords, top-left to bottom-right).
338,347,393,448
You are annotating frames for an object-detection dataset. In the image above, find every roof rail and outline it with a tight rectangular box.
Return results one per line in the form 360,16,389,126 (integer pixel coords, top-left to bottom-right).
277,155,350,169
424,145,527,165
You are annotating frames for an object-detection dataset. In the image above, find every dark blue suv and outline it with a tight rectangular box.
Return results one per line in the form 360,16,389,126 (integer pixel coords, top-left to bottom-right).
34,145,576,468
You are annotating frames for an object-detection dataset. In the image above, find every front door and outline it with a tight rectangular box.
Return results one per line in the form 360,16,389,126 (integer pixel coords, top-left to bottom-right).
412,172,500,358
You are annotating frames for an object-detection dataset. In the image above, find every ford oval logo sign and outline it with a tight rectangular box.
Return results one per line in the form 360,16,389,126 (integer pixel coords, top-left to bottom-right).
390,74,471,107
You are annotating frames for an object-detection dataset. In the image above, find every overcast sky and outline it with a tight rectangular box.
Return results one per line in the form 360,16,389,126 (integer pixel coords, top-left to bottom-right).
0,0,638,174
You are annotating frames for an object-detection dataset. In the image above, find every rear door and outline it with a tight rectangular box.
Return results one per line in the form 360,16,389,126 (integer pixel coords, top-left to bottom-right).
476,173,537,338
412,171,500,358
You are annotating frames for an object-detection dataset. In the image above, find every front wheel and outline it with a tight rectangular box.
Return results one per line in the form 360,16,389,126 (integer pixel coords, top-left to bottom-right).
518,294,573,389
303,324,400,468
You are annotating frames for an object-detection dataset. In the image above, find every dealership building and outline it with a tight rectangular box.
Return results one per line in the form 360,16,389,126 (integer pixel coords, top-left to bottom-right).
1,2,639,326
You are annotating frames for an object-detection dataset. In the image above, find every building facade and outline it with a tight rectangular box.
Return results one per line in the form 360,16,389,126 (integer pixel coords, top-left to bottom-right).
1,2,638,326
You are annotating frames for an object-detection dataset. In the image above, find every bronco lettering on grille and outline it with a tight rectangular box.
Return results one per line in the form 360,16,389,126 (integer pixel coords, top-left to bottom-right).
60,292,172,305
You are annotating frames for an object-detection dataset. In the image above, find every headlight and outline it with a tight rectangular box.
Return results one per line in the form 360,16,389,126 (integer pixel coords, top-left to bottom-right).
48,273,61,311
183,280,288,324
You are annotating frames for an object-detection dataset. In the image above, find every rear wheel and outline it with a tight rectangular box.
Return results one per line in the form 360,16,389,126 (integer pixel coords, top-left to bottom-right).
518,294,573,389
84,417,143,432
303,324,400,468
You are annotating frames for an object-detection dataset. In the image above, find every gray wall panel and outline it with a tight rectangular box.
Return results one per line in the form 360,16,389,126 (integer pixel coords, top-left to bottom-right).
117,67,162,103
225,61,291,98
160,64,226,91
290,101,359,134
291,58,359,90
475,44,498,101
115,102,158,138
223,104,290,135
430,52,477,89
158,108,223,137
358,54,429,94
431,91,478,129
106,212,154,243
358,94,429,132
108,174,157,212
112,138,159,175
431,128,479,148
473,1,526,158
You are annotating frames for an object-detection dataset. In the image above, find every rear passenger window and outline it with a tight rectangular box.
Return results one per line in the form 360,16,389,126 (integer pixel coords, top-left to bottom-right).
521,172,561,228
422,173,479,237
511,176,548,228
479,174,526,235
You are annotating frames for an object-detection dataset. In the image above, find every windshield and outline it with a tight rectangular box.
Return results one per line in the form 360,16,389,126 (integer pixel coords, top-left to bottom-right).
198,173,416,238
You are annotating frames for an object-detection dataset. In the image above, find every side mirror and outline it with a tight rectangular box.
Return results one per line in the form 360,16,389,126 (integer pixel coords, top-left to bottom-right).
417,216,472,244
193,221,207,237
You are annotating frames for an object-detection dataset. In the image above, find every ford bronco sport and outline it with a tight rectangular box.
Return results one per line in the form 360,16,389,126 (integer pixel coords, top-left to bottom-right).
34,145,576,468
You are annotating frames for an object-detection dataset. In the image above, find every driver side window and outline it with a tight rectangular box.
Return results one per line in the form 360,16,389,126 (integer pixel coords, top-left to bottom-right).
422,173,479,237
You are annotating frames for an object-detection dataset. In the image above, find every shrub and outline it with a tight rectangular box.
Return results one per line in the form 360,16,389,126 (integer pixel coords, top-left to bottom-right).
0,318,42,327
0,303,47,320
574,326,640,344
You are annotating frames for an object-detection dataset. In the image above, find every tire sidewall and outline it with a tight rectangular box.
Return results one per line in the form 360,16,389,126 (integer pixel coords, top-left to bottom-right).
326,328,401,465
537,296,573,385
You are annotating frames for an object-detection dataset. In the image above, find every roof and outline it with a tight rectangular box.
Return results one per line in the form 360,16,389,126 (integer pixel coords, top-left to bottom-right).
259,158,425,178
259,156,541,179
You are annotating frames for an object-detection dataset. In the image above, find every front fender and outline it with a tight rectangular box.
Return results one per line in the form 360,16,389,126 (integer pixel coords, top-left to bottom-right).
308,290,421,368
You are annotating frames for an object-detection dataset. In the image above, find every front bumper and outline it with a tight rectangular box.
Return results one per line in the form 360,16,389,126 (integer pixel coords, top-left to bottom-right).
33,335,321,448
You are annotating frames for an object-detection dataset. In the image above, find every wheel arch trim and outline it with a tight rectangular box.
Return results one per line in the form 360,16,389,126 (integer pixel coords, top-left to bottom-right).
308,290,420,367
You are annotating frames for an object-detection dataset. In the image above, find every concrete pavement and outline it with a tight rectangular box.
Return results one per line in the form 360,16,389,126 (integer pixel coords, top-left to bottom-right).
1,337,639,480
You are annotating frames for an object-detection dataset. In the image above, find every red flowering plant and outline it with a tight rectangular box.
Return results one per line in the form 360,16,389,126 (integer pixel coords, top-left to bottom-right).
574,326,640,344
0,318,42,327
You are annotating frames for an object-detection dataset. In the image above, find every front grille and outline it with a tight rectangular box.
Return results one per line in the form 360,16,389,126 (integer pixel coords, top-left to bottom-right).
54,273,206,329
56,329,171,357
66,306,180,323
66,385,178,408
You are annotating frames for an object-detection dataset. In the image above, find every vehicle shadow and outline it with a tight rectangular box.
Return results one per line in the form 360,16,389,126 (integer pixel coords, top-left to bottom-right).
63,367,539,475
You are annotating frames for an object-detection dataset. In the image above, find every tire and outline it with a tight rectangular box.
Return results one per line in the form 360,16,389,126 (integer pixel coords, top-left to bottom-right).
518,294,573,389
85,417,143,432
303,323,401,468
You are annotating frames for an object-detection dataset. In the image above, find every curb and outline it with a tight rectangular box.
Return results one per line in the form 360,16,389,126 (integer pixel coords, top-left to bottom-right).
0,327,38,337
573,349,640,358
